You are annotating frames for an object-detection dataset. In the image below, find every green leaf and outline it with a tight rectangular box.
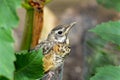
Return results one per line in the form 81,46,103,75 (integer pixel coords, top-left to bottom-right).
90,66,120,80
86,36,119,80
97,0,120,12
0,0,21,28
14,49,44,80
0,28,16,80
87,37,107,50
0,76,9,80
90,21,120,46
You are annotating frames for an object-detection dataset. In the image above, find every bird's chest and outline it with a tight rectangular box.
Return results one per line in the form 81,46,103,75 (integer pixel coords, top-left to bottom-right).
52,44,71,69
43,43,70,72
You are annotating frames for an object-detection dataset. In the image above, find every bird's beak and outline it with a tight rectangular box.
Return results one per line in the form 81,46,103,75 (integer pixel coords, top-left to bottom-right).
65,22,76,34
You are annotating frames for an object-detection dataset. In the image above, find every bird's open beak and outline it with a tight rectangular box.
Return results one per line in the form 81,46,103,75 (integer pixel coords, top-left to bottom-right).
65,22,76,34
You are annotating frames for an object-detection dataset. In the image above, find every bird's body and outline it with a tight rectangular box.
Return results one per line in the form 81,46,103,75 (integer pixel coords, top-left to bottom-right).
42,43,70,72
32,22,76,75
35,38,70,73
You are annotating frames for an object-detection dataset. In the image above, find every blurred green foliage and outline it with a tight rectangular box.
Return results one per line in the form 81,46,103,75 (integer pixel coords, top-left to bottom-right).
90,66,120,80
0,0,44,80
90,21,120,46
88,0,120,79
0,0,21,79
0,28,15,80
88,20,120,79
97,0,120,12
0,0,21,28
86,36,118,80
89,11,120,80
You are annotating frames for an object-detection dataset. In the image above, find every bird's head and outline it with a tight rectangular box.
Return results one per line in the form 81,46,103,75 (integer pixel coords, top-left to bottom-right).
47,22,76,43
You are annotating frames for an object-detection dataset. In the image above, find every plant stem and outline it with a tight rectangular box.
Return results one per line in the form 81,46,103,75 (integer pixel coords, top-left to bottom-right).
20,9,34,50
21,0,44,50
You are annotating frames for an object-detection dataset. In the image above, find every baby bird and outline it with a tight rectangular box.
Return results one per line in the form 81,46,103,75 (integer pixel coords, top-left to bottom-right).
33,22,76,80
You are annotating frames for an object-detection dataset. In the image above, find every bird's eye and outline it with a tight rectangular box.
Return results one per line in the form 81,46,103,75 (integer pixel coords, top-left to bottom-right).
58,31,63,34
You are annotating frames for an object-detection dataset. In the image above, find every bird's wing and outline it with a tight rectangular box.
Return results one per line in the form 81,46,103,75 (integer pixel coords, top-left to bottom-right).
28,41,46,51
42,41,55,55
29,41,55,55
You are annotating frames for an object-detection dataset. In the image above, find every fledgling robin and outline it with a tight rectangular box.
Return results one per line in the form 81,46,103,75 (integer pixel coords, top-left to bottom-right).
33,22,76,80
